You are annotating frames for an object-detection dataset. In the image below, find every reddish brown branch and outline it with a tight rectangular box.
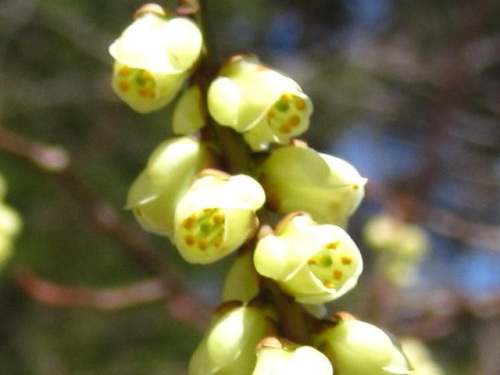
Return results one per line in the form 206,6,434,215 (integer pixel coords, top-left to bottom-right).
0,126,70,172
15,268,165,310
0,125,211,326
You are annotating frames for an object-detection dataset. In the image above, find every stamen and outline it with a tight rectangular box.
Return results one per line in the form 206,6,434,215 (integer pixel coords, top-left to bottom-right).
119,66,132,76
184,235,196,246
294,98,306,111
182,216,196,229
341,256,352,265
333,270,343,281
325,241,340,250
198,239,208,250
119,81,130,92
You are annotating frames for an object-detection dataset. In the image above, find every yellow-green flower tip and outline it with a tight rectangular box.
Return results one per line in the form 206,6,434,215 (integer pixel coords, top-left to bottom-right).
207,55,313,151
252,337,333,375
254,212,363,304
258,145,367,227
172,85,206,135
400,338,444,375
126,136,216,239
174,171,265,264
222,251,260,302
109,12,203,112
188,305,276,375
313,314,413,375
0,178,22,267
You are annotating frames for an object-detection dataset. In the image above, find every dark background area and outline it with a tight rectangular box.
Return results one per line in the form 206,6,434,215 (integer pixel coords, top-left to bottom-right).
1,0,499,373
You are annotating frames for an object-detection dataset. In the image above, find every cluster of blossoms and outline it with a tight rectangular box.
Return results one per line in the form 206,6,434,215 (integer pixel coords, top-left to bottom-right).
110,4,413,374
0,174,22,269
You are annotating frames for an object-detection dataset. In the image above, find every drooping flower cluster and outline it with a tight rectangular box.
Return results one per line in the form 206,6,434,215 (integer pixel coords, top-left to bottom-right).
111,4,412,374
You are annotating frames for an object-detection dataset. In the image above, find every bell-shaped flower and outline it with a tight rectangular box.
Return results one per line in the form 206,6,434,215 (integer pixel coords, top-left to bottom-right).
174,170,265,264
258,145,367,227
254,212,363,304
364,213,429,286
207,55,313,151
189,302,276,375
126,136,216,239
173,85,206,135
312,313,413,375
223,251,260,302
252,337,333,375
109,5,203,113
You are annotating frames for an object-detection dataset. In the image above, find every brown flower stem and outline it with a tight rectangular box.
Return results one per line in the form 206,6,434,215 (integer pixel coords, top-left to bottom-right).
262,278,311,344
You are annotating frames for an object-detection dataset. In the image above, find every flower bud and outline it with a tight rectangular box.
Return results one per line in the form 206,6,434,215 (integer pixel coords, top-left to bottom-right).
252,337,333,375
223,251,260,302
253,213,363,304
312,313,413,375
174,170,265,264
172,85,206,135
258,145,366,227
207,55,313,151
188,303,276,375
126,136,216,239
109,8,203,112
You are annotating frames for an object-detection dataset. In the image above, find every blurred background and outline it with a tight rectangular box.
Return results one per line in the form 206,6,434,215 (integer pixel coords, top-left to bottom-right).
1,0,499,374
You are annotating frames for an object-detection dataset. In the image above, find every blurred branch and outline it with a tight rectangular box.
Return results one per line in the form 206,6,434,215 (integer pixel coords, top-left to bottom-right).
427,206,500,252
0,125,211,326
0,126,70,171
366,182,500,252
15,268,165,310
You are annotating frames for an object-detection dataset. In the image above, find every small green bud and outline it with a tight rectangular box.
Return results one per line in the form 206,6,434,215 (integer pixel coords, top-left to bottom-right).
109,9,203,112
172,85,206,135
222,251,260,302
258,144,367,227
188,303,276,375
207,55,313,151
312,313,413,375
252,337,333,375
174,170,265,264
253,213,363,304
126,136,216,239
